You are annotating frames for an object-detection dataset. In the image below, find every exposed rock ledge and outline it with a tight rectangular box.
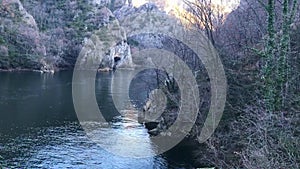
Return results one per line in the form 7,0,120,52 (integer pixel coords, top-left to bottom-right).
138,89,177,136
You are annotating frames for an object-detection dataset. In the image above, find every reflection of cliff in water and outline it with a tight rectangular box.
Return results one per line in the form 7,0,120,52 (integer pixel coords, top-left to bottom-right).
0,71,195,168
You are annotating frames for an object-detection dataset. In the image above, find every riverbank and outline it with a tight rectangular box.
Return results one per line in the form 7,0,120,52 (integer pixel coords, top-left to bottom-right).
0,68,44,72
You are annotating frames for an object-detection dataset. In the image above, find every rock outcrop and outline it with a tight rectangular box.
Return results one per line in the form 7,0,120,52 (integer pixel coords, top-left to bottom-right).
0,0,46,69
0,0,136,71
114,2,161,20
78,13,134,71
21,0,119,70
0,0,173,71
77,2,170,71
139,87,180,136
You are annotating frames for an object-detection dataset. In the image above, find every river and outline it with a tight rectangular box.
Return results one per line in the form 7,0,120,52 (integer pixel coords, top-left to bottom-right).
0,70,194,169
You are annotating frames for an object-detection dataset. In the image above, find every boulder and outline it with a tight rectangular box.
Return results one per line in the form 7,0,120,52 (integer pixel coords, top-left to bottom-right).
145,122,159,131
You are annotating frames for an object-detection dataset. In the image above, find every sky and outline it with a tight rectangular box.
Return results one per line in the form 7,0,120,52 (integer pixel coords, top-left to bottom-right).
131,0,241,13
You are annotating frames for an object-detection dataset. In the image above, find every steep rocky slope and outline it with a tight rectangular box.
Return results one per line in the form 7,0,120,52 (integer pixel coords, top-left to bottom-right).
0,0,46,70
0,0,131,71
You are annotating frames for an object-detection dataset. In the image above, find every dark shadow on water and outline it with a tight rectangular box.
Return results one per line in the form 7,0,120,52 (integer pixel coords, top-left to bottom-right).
0,70,195,168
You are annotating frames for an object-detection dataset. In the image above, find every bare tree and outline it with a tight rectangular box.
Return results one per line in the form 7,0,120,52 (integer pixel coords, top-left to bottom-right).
182,0,227,46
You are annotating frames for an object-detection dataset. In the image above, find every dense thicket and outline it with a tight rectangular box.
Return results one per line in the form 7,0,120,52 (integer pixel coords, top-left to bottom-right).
182,0,299,167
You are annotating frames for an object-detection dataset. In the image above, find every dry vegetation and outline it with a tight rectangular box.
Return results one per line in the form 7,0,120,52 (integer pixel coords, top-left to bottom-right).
179,0,300,168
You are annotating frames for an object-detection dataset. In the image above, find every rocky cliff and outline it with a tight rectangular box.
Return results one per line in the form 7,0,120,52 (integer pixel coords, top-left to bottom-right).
0,0,133,71
0,0,46,70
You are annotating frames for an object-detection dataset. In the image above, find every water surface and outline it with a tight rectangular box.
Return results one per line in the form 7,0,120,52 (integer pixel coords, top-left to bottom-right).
0,70,193,168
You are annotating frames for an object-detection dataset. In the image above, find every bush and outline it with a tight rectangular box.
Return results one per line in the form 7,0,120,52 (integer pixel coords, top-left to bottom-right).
236,106,300,168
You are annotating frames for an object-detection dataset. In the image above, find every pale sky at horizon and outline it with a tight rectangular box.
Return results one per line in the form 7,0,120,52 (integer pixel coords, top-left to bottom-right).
131,0,241,13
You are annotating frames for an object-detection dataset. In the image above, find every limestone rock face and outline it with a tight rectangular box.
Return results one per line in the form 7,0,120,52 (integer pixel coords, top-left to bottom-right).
19,0,126,70
0,0,46,69
111,0,127,10
79,16,133,70
112,42,133,69
0,0,168,71
21,0,134,71
114,3,171,67
89,0,110,7
140,90,167,122
98,7,115,26
99,42,133,70
114,2,161,20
